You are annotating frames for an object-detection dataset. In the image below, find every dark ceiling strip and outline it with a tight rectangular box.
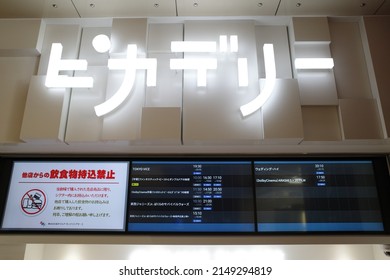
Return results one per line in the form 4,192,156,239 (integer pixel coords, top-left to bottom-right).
275,0,282,16
374,0,386,15
71,0,81,18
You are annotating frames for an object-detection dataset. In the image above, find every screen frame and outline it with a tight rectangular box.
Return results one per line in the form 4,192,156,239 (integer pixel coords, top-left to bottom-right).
0,155,389,236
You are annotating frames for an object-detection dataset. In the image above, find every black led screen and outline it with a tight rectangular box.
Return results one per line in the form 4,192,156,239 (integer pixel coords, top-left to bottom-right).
128,161,255,232
0,156,389,235
255,160,384,232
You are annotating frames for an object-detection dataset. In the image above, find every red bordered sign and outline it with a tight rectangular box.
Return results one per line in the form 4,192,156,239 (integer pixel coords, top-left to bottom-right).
20,189,47,216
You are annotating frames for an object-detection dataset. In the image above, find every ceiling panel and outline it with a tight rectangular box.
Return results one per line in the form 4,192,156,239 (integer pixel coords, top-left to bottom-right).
376,0,390,14
176,0,279,16
277,0,385,16
0,0,388,19
72,0,177,17
0,0,80,18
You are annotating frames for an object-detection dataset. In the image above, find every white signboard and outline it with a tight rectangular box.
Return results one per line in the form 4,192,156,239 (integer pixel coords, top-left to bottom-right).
1,161,129,231
45,37,333,117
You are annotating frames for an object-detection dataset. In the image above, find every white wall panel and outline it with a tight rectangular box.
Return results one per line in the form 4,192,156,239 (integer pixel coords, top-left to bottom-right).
0,57,38,143
101,69,145,142
145,54,183,108
262,79,304,143
181,20,262,144
110,18,147,55
339,99,383,140
20,76,69,143
19,24,82,143
78,27,111,66
148,24,183,53
329,20,372,99
0,19,43,57
363,16,390,138
65,67,108,143
292,17,338,105
37,24,82,75
301,106,342,141
0,16,389,154
255,26,292,79
292,17,331,42
65,27,111,143
294,43,332,58
296,70,338,105
146,24,183,108
100,18,148,142
140,107,182,144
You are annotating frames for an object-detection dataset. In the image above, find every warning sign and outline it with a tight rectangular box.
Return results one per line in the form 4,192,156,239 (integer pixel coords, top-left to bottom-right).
20,189,47,216
2,161,129,231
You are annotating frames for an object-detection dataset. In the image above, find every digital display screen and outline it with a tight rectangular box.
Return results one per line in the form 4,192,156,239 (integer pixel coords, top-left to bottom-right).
128,161,255,232
0,157,389,235
255,160,385,232
1,161,129,231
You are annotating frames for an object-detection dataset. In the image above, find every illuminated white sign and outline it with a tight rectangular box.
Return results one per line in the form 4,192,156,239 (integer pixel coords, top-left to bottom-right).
45,43,93,88
92,34,111,53
295,58,334,70
240,44,276,117
45,34,334,117
94,44,157,117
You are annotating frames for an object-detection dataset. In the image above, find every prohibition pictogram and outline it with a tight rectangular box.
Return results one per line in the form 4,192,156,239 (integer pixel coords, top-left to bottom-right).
20,189,47,216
